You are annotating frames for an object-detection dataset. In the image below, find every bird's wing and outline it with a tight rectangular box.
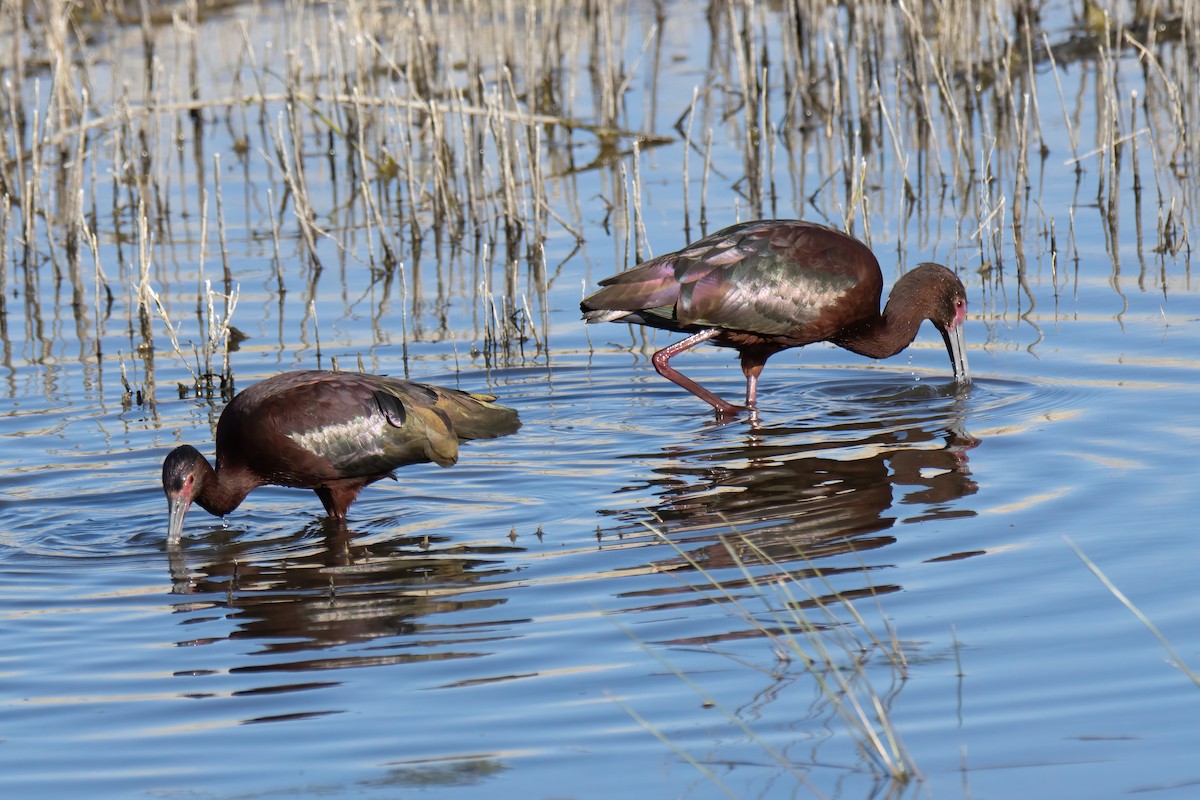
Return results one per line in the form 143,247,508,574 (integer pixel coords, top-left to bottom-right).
580,257,689,323
583,220,872,338
680,248,860,336
326,378,520,473
683,221,875,336
216,372,518,487
267,380,455,479
579,224,766,327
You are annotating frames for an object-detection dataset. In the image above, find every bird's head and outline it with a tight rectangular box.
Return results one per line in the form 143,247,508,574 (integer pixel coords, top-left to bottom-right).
905,263,970,384
163,445,207,542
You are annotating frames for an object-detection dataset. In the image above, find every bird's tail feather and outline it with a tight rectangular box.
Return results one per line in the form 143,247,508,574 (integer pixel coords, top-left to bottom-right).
435,389,521,441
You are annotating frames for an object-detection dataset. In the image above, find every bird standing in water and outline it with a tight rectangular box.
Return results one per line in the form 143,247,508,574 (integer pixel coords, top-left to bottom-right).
162,371,520,540
581,219,970,415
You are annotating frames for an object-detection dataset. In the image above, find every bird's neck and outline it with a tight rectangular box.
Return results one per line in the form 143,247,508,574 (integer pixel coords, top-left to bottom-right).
195,459,259,518
835,300,924,360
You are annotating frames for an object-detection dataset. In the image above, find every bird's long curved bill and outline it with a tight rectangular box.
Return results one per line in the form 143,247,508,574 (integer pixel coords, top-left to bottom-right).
942,324,970,384
167,496,191,542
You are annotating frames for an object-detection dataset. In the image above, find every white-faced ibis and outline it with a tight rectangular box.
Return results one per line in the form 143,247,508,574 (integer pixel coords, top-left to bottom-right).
162,370,520,540
581,219,970,415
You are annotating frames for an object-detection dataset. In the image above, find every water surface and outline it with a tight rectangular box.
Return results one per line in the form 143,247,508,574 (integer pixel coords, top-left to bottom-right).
2,1,1200,798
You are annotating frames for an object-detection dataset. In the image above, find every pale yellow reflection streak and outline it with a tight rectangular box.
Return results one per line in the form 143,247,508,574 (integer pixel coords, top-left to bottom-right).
985,487,1072,514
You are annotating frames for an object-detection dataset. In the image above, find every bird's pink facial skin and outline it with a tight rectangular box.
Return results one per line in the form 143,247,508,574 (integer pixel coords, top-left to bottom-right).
952,297,968,330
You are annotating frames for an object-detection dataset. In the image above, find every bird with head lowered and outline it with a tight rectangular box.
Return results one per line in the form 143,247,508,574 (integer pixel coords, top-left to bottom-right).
161,370,520,541
581,219,969,415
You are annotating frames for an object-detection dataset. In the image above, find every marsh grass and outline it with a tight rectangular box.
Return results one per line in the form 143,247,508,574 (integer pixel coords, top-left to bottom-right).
1066,537,1200,690
630,523,920,790
7,0,670,393
2,0,1196,399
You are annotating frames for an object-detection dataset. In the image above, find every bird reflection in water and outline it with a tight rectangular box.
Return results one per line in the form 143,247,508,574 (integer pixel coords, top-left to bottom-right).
166,522,523,671
161,381,981,674
600,380,980,604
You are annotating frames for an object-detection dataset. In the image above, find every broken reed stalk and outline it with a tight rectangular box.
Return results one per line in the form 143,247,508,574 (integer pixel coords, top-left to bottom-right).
353,88,400,273
64,98,90,333
204,280,238,395
1041,31,1080,163
453,84,485,236
0,195,7,337
266,187,285,295
765,66,779,218
1066,537,1200,690
212,154,232,297
680,86,699,238
134,201,153,347
616,160,632,270
269,95,322,270
132,202,157,407
399,97,422,247
641,522,920,785
700,126,713,234
81,216,111,360
24,103,41,279
1130,92,1146,276
630,138,648,263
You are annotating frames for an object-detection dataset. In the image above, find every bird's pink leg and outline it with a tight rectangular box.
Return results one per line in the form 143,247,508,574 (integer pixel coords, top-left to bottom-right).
651,329,744,416
739,351,773,408
739,357,768,407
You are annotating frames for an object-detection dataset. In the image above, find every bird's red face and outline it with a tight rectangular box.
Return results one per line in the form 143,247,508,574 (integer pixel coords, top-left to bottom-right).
950,295,968,329
166,471,195,503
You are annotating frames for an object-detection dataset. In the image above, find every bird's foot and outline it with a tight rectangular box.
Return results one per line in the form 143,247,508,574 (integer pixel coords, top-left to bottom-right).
710,401,754,419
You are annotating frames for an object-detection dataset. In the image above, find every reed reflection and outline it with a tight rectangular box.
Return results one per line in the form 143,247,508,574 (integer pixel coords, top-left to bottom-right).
603,381,980,580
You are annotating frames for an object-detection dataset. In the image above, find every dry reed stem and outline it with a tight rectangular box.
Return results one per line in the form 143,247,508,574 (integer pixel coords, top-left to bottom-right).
41,90,671,152
641,520,918,786
2,0,1197,399
680,85,699,237
0,194,8,336
1067,537,1200,689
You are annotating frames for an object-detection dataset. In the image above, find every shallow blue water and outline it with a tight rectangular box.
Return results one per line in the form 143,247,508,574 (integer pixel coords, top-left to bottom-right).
3,1,1200,798
6,349,1200,797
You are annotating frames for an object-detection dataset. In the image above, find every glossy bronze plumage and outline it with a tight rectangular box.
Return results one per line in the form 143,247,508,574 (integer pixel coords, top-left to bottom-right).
581,219,970,414
162,371,520,540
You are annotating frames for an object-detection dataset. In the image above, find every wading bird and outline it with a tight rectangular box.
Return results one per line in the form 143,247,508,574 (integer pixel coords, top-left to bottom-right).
582,219,969,415
162,370,520,540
